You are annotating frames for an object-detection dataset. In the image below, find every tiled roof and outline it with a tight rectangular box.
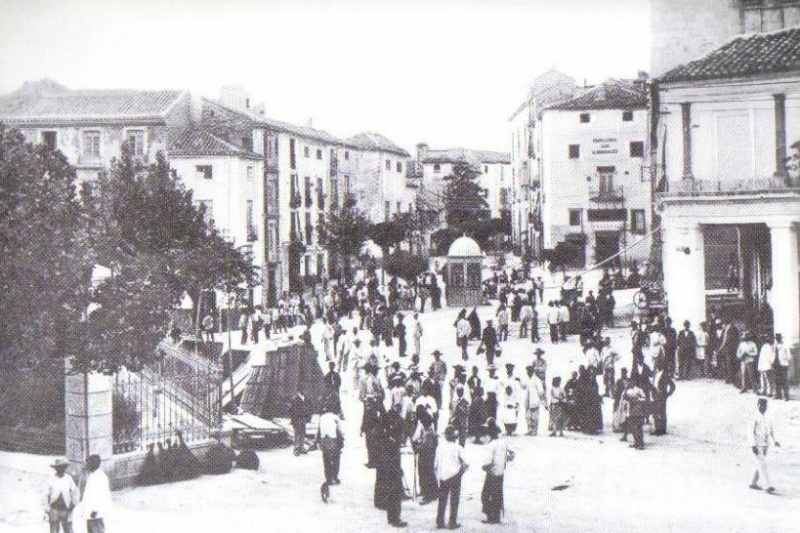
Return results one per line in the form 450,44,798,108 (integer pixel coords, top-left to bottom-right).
345,132,410,157
0,80,184,123
472,150,511,165
544,79,647,111
659,27,800,83
168,127,258,158
206,98,343,145
422,147,510,165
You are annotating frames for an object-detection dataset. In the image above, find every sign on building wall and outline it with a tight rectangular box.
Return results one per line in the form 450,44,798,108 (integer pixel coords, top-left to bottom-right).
592,137,619,155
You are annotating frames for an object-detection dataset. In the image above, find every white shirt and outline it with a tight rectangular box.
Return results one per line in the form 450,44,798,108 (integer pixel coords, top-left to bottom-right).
546,308,560,325
758,344,775,372
415,395,438,416
42,474,80,513
81,468,111,519
750,412,776,448
775,343,791,367
435,439,467,482
484,437,513,477
318,412,344,439
456,318,471,339
524,375,546,409
557,306,570,323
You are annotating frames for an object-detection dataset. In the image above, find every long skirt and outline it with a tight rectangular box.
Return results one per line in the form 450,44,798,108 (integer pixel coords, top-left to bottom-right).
481,473,504,519
549,403,565,431
612,399,629,433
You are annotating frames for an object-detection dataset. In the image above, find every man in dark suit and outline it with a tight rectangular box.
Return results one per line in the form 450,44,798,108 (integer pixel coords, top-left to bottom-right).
651,361,676,436
718,318,741,385
663,317,678,378
324,361,342,415
676,320,697,380
290,392,310,455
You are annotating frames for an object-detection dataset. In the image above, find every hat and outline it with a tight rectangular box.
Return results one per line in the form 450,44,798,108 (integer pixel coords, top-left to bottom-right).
505,363,514,369
487,364,497,372
534,348,545,355
444,426,458,440
432,350,443,357
50,457,70,470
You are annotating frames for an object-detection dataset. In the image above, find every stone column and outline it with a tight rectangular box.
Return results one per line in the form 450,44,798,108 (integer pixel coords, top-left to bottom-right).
769,221,799,379
664,220,706,328
681,103,694,180
65,370,113,469
773,94,788,178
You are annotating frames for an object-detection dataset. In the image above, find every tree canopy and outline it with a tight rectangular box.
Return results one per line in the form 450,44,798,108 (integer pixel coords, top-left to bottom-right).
0,125,92,371
319,195,371,282
443,162,490,228
384,250,428,282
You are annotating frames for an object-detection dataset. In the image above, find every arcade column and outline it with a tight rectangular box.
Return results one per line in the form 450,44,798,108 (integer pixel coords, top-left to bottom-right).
663,220,706,328
769,220,800,379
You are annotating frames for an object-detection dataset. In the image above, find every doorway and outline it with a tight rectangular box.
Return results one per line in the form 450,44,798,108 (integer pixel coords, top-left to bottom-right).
594,231,620,266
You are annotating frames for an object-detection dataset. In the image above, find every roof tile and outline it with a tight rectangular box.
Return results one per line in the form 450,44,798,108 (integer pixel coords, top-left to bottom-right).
659,27,800,83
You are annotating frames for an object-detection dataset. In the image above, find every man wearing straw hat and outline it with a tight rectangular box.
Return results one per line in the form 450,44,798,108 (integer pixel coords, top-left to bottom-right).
42,457,80,533
481,418,515,524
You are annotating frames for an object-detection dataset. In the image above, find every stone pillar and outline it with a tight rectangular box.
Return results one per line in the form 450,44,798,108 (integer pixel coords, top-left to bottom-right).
65,371,113,469
769,221,799,379
681,103,694,180
664,220,706,328
773,94,788,178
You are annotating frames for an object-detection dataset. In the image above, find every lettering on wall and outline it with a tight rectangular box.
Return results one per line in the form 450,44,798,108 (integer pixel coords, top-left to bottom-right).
592,137,619,155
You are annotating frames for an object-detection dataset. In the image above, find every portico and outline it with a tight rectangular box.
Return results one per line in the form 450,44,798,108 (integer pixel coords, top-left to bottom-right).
661,194,800,379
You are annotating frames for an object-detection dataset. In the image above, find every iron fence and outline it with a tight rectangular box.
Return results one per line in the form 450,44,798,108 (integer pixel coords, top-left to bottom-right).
112,349,222,454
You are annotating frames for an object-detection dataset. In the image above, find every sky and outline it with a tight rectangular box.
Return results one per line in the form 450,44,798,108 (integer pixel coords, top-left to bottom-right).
0,0,651,153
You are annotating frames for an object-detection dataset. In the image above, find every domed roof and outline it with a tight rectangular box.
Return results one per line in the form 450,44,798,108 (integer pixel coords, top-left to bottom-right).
448,235,482,257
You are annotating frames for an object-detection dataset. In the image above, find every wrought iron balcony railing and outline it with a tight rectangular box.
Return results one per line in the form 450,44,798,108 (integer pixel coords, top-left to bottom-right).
660,176,800,197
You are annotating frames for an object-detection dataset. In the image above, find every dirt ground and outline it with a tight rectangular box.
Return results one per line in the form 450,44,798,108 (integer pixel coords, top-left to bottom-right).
2,277,799,533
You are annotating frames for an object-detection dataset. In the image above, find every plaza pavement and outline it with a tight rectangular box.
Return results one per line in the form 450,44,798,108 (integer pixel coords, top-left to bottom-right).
2,283,800,533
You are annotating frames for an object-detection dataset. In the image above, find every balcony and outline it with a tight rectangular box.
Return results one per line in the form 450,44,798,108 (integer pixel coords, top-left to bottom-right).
659,176,800,198
589,186,624,203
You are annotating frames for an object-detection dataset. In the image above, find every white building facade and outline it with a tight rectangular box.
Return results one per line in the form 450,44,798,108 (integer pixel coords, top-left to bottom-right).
539,79,651,268
654,27,800,379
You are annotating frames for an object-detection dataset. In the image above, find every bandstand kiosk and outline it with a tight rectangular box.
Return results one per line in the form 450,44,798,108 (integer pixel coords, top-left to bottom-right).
445,236,483,308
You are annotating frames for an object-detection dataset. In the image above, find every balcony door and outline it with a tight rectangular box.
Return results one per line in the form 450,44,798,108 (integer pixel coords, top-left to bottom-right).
597,166,616,194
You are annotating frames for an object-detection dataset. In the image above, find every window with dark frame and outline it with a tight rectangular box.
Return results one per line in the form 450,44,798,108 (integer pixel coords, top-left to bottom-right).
316,149,322,160
344,151,349,160
289,138,296,169
126,130,145,156
622,110,634,122
41,131,57,151
82,130,101,158
242,135,253,152
579,113,591,123
396,161,402,173
631,209,646,234
196,165,213,180
385,159,391,171
433,163,441,172
630,141,644,158
304,146,310,158
569,209,582,226
568,144,580,159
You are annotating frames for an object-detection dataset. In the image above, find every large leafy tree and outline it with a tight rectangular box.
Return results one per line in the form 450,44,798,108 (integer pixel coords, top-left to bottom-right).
0,125,93,371
443,162,490,228
319,195,371,283
81,149,257,372
0,125,93,435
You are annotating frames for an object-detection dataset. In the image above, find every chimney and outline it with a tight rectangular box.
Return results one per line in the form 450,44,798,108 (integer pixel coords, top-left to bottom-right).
218,85,249,111
416,142,429,161
189,92,204,124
